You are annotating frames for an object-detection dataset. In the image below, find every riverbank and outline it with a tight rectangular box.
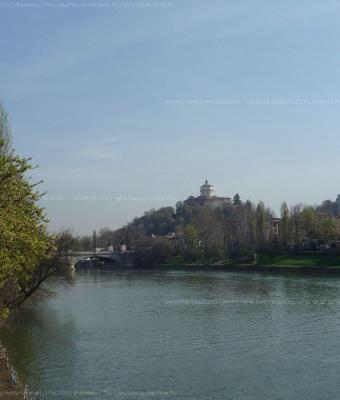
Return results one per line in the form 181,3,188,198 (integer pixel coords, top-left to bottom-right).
161,252,340,272
0,341,26,399
257,253,340,267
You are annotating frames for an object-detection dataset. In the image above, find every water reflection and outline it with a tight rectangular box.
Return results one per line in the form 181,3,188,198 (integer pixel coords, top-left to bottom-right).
2,304,77,391
65,269,76,282
1,270,340,400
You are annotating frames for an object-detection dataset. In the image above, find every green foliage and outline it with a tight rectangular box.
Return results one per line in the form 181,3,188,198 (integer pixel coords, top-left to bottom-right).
0,103,12,155
131,207,176,236
0,307,9,320
103,187,340,266
0,141,54,316
232,193,241,205
255,201,266,249
319,218,336,241
184,224,198,248
280,202,289,245
259,253,340,268
147,239,174,266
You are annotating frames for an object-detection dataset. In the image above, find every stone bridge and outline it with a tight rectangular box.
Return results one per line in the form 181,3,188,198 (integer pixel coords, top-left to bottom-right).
64,250,135,269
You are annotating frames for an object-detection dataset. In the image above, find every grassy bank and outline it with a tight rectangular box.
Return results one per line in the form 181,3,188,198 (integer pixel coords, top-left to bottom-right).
162,252,340,270
162,255,233,268
258,252,340,268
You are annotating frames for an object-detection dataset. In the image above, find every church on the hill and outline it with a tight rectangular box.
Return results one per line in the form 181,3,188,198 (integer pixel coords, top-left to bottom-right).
184,180,232,209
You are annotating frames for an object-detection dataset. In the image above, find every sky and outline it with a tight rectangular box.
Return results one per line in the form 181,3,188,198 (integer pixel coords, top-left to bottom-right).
1,0,340,235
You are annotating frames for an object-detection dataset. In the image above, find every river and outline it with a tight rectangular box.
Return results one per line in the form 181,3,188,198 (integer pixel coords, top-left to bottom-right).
2,269,340,399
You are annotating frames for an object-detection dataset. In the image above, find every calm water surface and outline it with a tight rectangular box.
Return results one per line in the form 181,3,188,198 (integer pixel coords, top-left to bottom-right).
2,269,340,400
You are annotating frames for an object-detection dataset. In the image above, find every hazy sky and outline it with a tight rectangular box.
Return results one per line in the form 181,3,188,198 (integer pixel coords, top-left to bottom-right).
1,0,340,234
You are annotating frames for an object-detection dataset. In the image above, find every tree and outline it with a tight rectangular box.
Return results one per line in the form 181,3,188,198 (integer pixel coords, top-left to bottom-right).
147,239,174,266
98,227,114,245
316,200,334,217
193,208,224,257
319,218,336,241
184,225,198,248
92,230,97,251
11,230,78,307
255,201,266,250
280,201,290,246
0,102,12,155
0,141,54,317
232,193,241,205
79,235,93,251
300,207,318,238
290,204,303,249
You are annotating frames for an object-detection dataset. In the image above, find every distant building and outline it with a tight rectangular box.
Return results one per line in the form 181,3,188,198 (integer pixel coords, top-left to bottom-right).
265,218,280,240
184,180,231,209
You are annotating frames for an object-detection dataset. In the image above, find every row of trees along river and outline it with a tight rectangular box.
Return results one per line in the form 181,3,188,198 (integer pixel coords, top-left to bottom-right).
72,195,340,267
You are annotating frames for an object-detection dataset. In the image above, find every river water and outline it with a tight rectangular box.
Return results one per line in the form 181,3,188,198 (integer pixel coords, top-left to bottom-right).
2,269,340,400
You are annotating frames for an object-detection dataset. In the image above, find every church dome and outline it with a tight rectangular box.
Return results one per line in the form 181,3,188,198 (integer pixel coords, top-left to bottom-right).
200,180,214,198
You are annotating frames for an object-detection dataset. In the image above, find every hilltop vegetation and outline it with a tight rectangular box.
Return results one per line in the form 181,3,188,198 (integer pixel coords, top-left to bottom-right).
78,194,340,267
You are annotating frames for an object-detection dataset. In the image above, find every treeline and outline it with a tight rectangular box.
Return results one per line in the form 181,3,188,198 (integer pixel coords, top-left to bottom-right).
76,196,340,266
